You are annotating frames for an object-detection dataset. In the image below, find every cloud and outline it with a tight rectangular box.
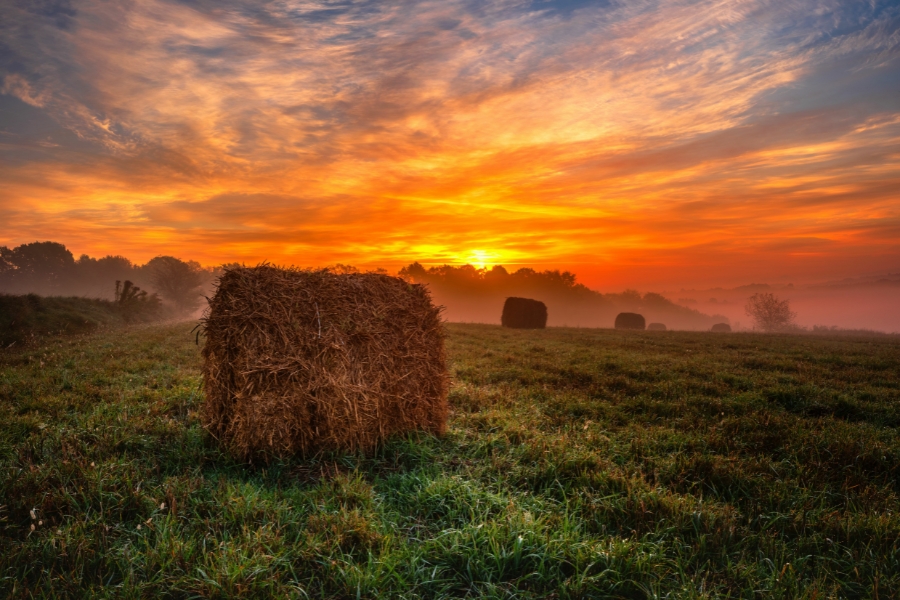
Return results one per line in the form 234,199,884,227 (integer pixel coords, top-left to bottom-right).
0,0,898,287
2,73,48,107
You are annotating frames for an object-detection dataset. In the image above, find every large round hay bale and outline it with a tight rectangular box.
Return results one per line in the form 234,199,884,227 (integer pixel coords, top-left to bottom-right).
647,322,667,331
710,323,732,332
200,265,448,460
615,312,645,330
501,297,547,329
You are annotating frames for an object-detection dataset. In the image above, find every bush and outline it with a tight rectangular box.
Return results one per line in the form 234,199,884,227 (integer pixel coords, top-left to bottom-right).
745,293,796,332
0,294,120,346
114,280,161,323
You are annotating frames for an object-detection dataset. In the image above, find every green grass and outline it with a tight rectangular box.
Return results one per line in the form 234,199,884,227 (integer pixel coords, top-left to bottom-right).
1,323,899,598
0,295,132,348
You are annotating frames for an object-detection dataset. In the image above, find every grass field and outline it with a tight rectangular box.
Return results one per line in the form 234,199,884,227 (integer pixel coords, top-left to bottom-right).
0,294,161,348
1,322,899,598
0,295,125,348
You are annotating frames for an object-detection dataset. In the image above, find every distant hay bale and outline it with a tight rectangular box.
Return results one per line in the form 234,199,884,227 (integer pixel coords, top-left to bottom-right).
501,297,548,329
200,265,448,460
615,312,646,330
647,323,667,331
711,323,732,332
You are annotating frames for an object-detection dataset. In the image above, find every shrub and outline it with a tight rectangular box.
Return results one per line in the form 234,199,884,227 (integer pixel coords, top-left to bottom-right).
745,293,796,332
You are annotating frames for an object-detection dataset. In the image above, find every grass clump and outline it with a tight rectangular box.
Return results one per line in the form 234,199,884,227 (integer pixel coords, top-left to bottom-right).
0,295,127,347
1,323,899,597
0,293,160,348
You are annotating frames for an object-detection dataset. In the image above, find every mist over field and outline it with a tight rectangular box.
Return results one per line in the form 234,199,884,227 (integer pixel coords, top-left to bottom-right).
428,276,900,332
2,240,898,333
665,275,900,333
400,263,729,330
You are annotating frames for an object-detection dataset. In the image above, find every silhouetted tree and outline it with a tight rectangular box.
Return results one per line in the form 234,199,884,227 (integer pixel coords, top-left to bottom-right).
745,293,796,332
76,254,136,298
618,289,643,305
399,262,428,280
0,247,13,279
396,262,725,329
328,264,359,274
79,254,133,277
0,241,76,294
484,265,509,280
146,256,204,314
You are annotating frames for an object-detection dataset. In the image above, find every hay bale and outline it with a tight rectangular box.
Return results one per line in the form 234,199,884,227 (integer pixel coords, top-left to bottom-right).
200,265,448,460
647,322,667,331
615,312,645,330
501,297,547,329
710,323,732,332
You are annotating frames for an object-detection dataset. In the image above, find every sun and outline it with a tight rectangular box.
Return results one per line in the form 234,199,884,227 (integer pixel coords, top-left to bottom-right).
466,249,499,270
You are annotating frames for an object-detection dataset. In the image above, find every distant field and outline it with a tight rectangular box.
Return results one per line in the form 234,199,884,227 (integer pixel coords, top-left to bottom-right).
1,323,899,598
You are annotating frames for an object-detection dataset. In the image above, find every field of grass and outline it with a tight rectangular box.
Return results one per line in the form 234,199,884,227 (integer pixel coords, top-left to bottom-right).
0,294,163,349
1,322,899,598
0,295,128,348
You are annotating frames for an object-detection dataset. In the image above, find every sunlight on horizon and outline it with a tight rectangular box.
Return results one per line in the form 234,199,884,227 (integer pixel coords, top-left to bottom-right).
1,0,898,289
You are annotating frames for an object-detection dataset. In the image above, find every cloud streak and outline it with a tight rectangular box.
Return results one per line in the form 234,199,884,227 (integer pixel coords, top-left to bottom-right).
1,0,898,287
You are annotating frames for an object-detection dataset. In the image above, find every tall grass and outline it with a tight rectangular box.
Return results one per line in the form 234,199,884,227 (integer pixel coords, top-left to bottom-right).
0,295,129,347
1,323,898,598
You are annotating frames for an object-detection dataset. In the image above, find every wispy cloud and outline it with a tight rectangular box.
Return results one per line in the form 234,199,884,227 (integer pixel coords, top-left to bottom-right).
1,0,898,286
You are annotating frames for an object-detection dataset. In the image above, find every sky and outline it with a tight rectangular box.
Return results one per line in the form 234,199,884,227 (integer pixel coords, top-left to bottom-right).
1,0,899,290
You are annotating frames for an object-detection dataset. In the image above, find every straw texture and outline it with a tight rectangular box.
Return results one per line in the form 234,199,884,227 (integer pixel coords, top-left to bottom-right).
200,265,448,460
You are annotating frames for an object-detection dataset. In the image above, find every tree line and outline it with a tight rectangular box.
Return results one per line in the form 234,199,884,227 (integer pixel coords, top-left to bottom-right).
399,262,728,330
0,241,212,315
2,242,755,330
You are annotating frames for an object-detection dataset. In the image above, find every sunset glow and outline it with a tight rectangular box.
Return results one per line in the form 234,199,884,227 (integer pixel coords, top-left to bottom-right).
1,0,898,288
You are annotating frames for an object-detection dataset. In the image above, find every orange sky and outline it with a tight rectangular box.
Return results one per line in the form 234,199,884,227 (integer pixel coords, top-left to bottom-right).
1,0,899,289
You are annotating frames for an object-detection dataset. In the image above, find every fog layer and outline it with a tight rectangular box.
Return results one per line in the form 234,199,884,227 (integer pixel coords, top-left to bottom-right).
668,276,900,333
401,264,726,330
3,241,897,333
